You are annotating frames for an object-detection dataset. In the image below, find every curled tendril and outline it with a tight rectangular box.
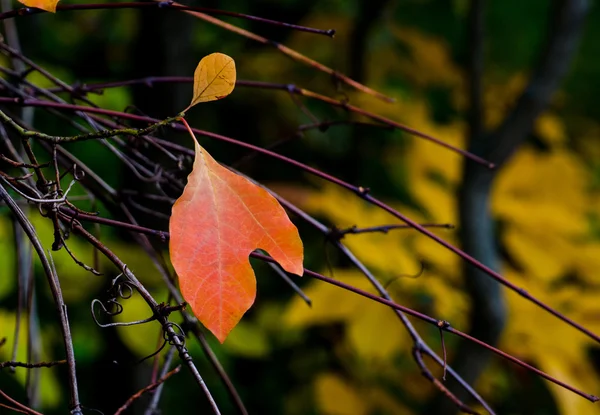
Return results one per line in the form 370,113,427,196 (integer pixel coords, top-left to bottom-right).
383,261,426,289
137,339,168,364
110,274,134,299
73,164,85,181
80,406,104,415
91,299,155,328
91,269,154,328
162,322,186,346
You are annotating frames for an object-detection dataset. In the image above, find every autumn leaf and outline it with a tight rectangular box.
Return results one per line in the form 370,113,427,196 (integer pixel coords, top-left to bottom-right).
169,125,304,343
186,52,236,110
18,0,59,13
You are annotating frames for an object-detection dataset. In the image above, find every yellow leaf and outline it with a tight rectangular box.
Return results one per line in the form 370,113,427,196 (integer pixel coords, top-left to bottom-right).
573,243,600,284
501,268,600,364
412,178,457,223
285,271,375,328
18,0,59,13
538,352,600,415
0,216,16,300
492,146,590,235
315,373,368,415
222,320,271,358
347,299,409,360
114,290,164,358
187,52,236,110
0,311,61,408
535,114,567,147
502,225,572,281
413,231,460,278
389,27,462,87
304,184,422,276
284,269,410,361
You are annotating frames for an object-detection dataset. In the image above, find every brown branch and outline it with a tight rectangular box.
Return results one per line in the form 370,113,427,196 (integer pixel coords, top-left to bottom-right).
113,365,181,415
150,0,393,102
0,359,66,369
66,221,222,415
333,223,454,237
443,0,591,411
0,3,334,37
413,348,480,415
54,209,600,404
5,97,599,349
0,186,82,415
0,403,28,414
0,389,43,415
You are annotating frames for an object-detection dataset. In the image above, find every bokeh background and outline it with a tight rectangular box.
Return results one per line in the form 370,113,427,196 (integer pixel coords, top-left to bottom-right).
1,0,600,414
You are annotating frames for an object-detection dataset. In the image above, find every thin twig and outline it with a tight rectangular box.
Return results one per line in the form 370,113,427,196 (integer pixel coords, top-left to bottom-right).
144,347,176,415
333,223,455,237
0,2,334,37
0,389,43,415
0,359,66,369
0,403,28,414
268,262,312,307
67,222,222,415
114,365,181,415
52,210,600,403
0,184,83,415
151,0,392,102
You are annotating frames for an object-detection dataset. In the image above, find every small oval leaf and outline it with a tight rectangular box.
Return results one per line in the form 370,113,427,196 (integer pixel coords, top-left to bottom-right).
187,53,236,110
18,0,59,13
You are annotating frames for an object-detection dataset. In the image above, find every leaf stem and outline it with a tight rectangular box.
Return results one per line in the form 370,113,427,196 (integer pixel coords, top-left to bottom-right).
0,109,183,143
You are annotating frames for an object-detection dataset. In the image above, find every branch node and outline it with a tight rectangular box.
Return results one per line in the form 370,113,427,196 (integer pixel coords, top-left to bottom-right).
356,186,370,195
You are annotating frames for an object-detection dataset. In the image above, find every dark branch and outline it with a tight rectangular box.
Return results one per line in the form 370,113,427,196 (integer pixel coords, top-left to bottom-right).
0,2,334,37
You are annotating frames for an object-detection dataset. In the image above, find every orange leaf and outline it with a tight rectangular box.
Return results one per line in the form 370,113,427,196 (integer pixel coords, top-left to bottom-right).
169,132,304,342
186,52,236,110
18,0,59,13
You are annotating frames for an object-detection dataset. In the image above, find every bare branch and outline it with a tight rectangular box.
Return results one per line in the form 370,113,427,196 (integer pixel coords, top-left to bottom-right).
114,365,181,415
0,185,82,414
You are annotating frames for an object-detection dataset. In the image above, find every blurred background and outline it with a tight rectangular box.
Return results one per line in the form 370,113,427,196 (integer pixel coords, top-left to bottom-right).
1,0,600,414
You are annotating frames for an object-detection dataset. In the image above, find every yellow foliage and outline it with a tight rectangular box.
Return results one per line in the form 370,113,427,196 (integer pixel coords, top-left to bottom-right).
493,147,590,236
411,178,457,223
384,99,466,187
413,231,461,279
292,55,600,411
390,27,463,88
483,73,528,129
500,268,600,414
315,373,369,415
535,114,568,147
285,270,409,360
0,311,61,408
305,184,422,276
285,260,468,360
223,320,271,358
314,372,416,415
0,216,16,300
503,225,574,281
113,289,165,358
242,14,600,412
572,243,600,284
